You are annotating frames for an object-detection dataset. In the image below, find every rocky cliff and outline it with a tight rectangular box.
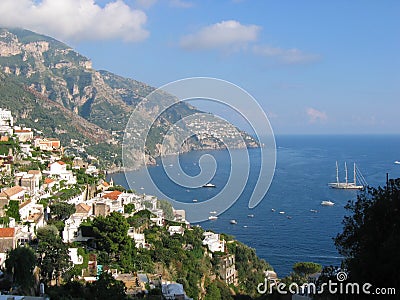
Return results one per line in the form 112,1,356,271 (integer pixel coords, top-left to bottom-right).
0,28,258,169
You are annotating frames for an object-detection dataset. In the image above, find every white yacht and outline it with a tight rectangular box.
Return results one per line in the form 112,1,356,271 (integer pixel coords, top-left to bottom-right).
321,200,335,206
203,183,216,188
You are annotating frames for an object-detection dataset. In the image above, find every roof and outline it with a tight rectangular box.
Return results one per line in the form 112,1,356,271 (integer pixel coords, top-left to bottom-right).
0,136,9,142
28,170,41,175
163,283,185,296
76,203,91,214
0,228,15,238
44,178,55,184
54,161,66,165
14,129,32,133
103,190,122,200
19,199,32,209
102,181,109,187
3,186,25,197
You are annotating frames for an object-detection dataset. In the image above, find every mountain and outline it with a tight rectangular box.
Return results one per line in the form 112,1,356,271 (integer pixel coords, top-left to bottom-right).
0,28,258,169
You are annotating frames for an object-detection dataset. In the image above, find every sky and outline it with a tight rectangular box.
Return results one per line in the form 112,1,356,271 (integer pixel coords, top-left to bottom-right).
0,0,399,134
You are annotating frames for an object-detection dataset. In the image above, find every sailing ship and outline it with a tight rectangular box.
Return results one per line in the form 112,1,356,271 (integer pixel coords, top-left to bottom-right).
329,161,367,190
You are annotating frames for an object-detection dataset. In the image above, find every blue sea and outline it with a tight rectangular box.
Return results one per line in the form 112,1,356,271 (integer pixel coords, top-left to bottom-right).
109,135,400,277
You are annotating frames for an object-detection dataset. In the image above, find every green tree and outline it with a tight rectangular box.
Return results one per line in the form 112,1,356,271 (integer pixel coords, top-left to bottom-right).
37,225,71,285
205,282,221,300
335,178,400,295
293,262,322,278
92,212,130,259
157,199,174,220
88,272,126,300
6,200,21,221
123,203,135,214
49,202,76,220
5,246,37,289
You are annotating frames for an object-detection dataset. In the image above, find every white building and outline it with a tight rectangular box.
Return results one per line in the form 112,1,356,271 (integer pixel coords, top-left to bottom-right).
49,161,66,173
168,225,185,236
85,165,98,175
133,233,146,249
0,108,13,135
63,214,89,243
46,161,76,185
13,127,33,142
68,248,84,265
202,232,226,253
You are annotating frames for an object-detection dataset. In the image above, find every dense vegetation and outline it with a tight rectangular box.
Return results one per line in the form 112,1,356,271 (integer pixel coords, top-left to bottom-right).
4,208,273,299
333,178,400,299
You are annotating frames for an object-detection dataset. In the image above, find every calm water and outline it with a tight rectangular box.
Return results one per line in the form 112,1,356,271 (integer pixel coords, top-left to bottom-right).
109,135,400,276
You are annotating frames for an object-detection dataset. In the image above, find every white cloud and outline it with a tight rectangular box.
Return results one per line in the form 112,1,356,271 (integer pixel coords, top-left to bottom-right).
0,0,149,42
253,45,320,64
180,20,260,51
306,108,327,123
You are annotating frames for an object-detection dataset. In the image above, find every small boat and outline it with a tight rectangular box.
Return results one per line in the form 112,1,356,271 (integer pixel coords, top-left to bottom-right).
395,161,400,165
321,200,335,206
243,225,248,228
287,216,292,219
247,214,254,218
209,211,217,214
271,209,276,212
192,199,198,202
230,219,237,224
140,187,144,190
310,209,318,213
279,211,285,214
203,183,216,188
208,216,218,220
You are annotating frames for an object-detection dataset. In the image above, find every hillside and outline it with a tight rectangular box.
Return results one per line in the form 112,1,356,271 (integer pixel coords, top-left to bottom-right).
0,28,258,169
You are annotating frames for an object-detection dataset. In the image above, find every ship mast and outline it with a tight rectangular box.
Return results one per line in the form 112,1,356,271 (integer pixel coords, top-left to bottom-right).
336,161,339,184
345,162,348,186
353,162,357,185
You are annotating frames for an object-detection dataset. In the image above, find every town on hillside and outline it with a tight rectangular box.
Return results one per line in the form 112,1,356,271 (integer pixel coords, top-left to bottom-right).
0,108,274,299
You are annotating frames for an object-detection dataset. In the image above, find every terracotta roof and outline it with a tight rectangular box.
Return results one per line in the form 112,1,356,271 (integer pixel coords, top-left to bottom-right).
27,213,44,222
44,178,54,184
4,186,25,197
28,170,41,175
0,136,9,142
103,182,109,187
0,228,15,238
19,199,32,209
14,129,32,133
76,203,91,214
55,161,66,165
103,190,122,200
